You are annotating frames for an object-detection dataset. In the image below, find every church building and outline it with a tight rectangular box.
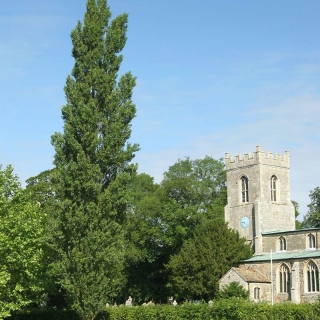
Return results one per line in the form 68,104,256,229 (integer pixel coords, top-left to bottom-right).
219,146,320,303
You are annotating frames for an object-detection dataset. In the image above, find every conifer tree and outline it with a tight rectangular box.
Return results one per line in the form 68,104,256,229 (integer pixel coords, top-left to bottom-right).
50,0,138,318
166,220,252,301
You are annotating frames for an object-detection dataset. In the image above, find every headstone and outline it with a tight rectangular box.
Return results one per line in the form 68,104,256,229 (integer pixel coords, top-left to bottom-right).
125,296,132,307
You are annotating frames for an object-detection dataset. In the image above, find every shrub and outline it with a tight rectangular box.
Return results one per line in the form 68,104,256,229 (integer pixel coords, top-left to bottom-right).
7,300,320,320
218,281,249,300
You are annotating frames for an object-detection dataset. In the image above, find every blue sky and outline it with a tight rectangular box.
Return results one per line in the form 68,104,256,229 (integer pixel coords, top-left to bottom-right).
1,0,320,218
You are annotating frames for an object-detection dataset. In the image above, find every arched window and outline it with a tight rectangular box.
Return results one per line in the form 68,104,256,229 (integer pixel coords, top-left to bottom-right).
271,175,278,201
240,176,249,203
279,236,286,251
308,234,316,249
279,264,290,293
254,287,260,300
307,261,319,292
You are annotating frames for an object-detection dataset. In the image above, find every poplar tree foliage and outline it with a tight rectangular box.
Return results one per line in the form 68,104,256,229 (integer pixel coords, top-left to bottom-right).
50,0,138,318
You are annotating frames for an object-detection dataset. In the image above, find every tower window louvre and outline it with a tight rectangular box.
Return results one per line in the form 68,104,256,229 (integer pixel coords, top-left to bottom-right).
271,175,278,202
240,176,249,203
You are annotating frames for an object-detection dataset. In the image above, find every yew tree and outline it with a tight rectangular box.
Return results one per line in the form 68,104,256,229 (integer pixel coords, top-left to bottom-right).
50,0,138,318
166,220,252,301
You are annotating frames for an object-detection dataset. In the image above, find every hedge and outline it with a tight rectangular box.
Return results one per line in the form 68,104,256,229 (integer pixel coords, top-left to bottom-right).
8,299,320,320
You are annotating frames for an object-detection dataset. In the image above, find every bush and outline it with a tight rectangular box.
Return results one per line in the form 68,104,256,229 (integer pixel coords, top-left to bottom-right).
7,300,320,320
8,308,80,320
218,281,249,300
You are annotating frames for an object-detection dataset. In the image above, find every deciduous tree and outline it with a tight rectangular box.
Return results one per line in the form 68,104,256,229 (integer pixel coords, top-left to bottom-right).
160,156,227,253
25,169,55,210
124,173,164,303
50,0,138,318
291,200,302,229
0,165,46,318
302,187,320,227
124,157,227,303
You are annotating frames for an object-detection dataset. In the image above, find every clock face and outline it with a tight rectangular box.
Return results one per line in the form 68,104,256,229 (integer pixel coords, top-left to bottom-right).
241,216,249,229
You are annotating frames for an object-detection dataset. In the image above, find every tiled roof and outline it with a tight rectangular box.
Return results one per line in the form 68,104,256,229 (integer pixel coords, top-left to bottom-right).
243,250,320,262
231,266,270,283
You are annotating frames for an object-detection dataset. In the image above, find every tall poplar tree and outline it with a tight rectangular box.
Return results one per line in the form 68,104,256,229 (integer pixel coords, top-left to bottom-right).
50,0,138,318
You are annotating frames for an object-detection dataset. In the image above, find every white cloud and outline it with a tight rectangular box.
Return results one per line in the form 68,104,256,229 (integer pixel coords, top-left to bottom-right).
135,92,320,219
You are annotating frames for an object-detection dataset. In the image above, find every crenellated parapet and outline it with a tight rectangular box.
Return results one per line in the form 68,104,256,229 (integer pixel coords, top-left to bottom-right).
225,145,290,170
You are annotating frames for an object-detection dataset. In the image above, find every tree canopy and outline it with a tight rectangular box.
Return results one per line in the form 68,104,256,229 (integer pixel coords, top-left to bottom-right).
49,0,138,318
0,165,46,319
0,0,295,314
124,157,227,303
159,156,227,254
291,200,302,229
302,187,320,228
165,220,252,301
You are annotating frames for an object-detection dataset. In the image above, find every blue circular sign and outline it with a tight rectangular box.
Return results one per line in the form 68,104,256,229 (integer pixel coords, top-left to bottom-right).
241,216,249,229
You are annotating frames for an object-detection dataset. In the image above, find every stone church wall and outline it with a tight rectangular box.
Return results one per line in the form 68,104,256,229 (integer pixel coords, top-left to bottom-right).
263,231,320,253
222,147,320,304
242,261,290,303
298,258,320,303
219,269,248,291
242,258,320,303
248,282,271,302
224,146,295,249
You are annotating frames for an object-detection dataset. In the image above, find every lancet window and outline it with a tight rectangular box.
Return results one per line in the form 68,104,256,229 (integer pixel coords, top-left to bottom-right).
240,176,249,203
308,234,316,249
279,236,286,251
271,175,278,201
254,287,260,300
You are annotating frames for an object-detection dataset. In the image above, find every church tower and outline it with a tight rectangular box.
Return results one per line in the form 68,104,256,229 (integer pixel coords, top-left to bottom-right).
224,146,295,254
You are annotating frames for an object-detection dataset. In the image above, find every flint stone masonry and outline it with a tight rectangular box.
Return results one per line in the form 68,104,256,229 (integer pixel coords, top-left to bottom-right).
219,266,271,302
224,146,295,254
240,258,320,304
262,229,320,252
248,282,271,302
220,146,320,304
225,145,290,170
